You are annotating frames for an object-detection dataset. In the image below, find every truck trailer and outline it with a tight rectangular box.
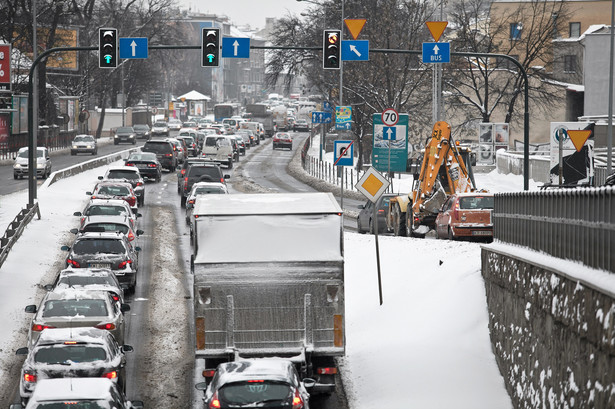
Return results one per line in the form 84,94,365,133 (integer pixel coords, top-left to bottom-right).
190,193,345,394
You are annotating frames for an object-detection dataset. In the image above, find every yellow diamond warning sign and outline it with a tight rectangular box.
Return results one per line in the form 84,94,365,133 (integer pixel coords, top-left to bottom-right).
345,19,366,40
567,130,592,152
426,21,448,42
356,167,390,203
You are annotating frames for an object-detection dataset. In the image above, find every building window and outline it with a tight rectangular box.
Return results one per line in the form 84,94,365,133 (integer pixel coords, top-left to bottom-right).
564,55,577,73
569,22,581,38
510,23,523,40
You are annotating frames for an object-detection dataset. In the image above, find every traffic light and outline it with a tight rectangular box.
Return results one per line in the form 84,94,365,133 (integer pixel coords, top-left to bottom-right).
99,28,118,68
323,29,341,70
202,28,220,67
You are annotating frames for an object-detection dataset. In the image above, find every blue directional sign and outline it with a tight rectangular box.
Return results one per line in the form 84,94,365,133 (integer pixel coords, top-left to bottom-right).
222,37,250,58
334,140,354,167
335,106,352,130
311,111,332,124
422,42,450,63
382,126,397,140
341,40,369,61
119,38,148,59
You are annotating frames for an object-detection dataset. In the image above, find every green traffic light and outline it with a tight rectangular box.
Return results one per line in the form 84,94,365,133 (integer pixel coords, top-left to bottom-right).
207,54,214,63
104,55,112,63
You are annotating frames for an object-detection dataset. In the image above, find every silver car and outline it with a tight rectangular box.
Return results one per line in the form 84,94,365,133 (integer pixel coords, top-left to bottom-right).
25,289,130,347
16,327,133,404
46,268,125,304
71,134,98,155
185,181,228,225
76,198,140,230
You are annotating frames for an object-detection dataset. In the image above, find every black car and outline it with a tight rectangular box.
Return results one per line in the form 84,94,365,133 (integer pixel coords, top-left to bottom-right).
177,158,212,193
133,124,151,140
114,126,137,145
125,152,162,182
142,139,177,171
61,232,140,293
177,135,198,157
196,359,314,409
180,164,229,207
356,193,397,234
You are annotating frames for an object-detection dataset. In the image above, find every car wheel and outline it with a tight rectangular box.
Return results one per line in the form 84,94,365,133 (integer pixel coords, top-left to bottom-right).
369,219,374,234
227,160,233,169
13,174,17,180
114,141,119,145
357,218,365,234
71,151,76,156
156,173,162,183
180,195,186,208
132,140,136,145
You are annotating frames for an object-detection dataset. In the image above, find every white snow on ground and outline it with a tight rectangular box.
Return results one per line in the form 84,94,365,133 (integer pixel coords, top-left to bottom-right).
0,153,562,408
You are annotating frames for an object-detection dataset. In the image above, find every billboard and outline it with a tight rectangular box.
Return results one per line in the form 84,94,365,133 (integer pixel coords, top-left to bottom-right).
13,26,78,70
478,123,509,164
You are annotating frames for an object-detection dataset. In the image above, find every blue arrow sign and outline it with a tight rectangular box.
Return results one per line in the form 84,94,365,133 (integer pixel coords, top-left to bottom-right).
119,38,148,59
341,40,369,61
222,37,250,58
422,42,450,63
311,112,332,124
383,126,397,140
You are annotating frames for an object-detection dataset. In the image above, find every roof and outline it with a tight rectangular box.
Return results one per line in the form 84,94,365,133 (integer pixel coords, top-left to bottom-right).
29,378,116,402
193,192,342,216
178,90,211,101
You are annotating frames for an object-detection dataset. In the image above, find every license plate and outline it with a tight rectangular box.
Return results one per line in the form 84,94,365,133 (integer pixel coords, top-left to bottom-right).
90,263,111,268
472,231,492,236
136,164,147,169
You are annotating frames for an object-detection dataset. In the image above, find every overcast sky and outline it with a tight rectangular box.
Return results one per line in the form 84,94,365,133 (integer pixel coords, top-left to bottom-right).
179,0,311,29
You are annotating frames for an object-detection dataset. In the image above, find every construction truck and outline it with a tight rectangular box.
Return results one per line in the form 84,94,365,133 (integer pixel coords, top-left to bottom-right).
388,121,477,237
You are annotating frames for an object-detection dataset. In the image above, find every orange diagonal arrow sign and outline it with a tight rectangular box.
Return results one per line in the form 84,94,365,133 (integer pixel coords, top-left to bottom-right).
345,19,366,40
426,21,448,42
567,130,592,152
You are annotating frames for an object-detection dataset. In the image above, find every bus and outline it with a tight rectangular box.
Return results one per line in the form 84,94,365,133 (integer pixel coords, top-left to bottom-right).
213,103,239,122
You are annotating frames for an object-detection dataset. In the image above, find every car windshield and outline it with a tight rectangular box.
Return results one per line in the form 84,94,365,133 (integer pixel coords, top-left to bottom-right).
72,239,125,255
205,137,228,147
34,345,107,364
85,205,127,217
153,122,167,127
218,381,292,405
193,186,226,195
190,167,219,179
18,149,45,158
184,122,196,127
107,170,139,180
74,136,94,143
83,223,129,234
42,299,108,318
57,275,116,287
116,127,133,133
179,137,195,144
96,185,131,196
459,196,494,210
34,401,108,408
133,125,148,130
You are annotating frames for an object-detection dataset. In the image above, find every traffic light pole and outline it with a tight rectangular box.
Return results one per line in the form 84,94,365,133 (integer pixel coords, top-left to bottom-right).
25,44,530,207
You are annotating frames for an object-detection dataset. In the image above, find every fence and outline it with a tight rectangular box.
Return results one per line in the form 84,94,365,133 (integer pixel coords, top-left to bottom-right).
494,187,615,273
0,203,41,269
0,126,78,160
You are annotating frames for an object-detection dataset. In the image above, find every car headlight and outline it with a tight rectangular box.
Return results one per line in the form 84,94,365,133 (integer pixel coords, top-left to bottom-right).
114,135,119,138
86,145,92,148
129,134,134,138
37,163,44,169
73,145,78,149
13,163,21,169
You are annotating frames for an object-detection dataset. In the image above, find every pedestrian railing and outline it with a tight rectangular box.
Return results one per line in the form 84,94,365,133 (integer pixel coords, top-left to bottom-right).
0,202,41,269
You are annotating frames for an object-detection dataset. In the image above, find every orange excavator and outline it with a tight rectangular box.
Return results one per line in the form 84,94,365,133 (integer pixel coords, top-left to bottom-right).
388,121,477,237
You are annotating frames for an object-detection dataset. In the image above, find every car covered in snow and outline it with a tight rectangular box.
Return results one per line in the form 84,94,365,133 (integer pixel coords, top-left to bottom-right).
45,268,125,305
87,181,138,211
99,166,146,207
75,199,140,230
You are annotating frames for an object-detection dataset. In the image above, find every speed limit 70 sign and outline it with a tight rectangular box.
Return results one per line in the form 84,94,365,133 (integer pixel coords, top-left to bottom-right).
381,108,399,127
0,45,11,91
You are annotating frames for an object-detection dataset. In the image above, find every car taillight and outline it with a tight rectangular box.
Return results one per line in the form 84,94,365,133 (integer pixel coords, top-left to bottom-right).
202,369,216,378
125,163,135,167
378,209,384,214
316,367,338,375
96,323,116,331
181,169,186,176
67,258,81,268
292,389,304,409
111,294,120,302
148,163,157,168
452,201,460,219
184,177,188,188
188,199,195,205
23,373,37,383
91,195,97,200
127,231,135,241
32,324,55,332
220,178,225,184
102,371,117,379
118,260,132,269
209,392,221,409
128,197,136,206
136,182,143,186
165,153,172,157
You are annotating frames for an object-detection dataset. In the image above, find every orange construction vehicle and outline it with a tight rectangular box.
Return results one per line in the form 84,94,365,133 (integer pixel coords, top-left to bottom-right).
388,121,477,237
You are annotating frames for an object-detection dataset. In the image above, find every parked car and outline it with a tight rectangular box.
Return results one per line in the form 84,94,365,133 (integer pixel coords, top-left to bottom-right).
71,134,98,155
273,132,293,150
151,121,169,137
435,193,494,241
75,199,140,230
168,118,182,131
195,359,314,409
61,231,141,292
180,164,229,207
16,327,133,404
114,126,137,145
185,181,229,224
293,119,310,132
46,268,125,304
125,152,162,183
133,124,151,140
25,288,130,347
357,193,397,234
13,147,51,179
71,214,143,242
201,135,235,169
142,139,177,171
99,166,145,206
9,378,143,409
166,137,186,164
88,181,138,210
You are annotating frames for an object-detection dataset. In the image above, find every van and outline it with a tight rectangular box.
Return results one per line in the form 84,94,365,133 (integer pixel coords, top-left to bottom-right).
240,121,265,140
201,135,234,169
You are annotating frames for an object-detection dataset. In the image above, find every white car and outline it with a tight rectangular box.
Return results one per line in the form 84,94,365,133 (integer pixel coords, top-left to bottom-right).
201,135,235,169
168,118,182,131
185,181,228,225
13,146,51,179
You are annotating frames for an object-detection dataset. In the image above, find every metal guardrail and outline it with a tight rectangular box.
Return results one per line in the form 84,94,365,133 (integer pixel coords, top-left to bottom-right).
494,187,615,273
0,202,41,269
